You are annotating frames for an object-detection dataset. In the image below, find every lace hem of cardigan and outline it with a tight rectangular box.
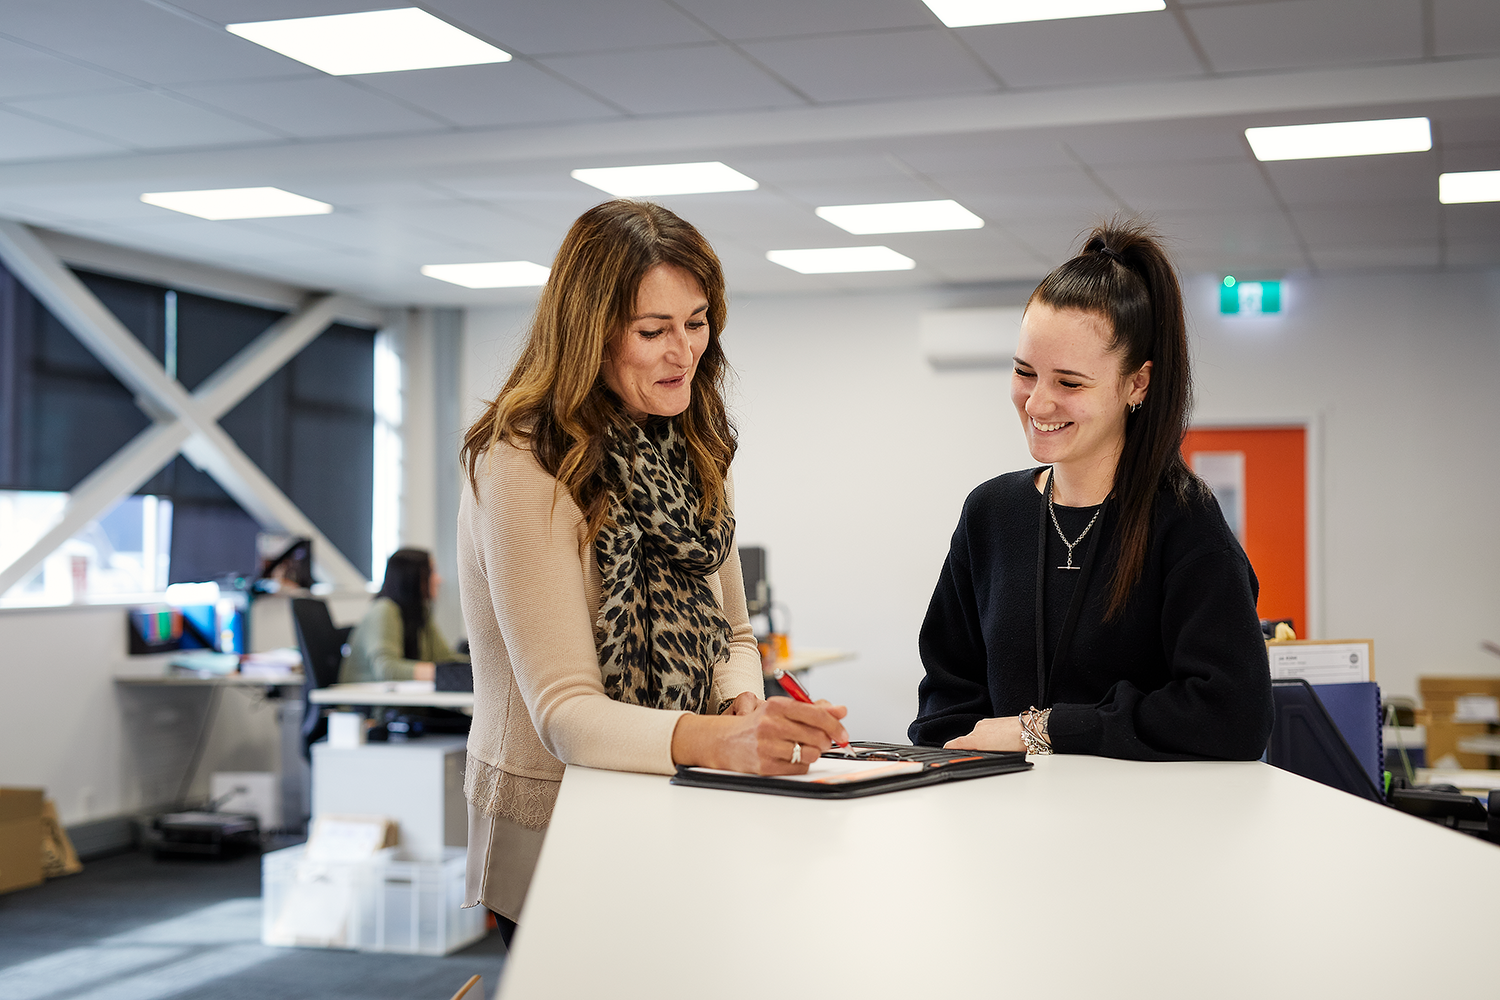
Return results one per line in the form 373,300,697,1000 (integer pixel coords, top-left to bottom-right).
465,755,560,832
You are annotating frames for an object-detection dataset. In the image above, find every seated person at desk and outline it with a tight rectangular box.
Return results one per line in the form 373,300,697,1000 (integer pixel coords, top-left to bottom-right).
340,548,467,683
457,201,849,939
910,221,1272,760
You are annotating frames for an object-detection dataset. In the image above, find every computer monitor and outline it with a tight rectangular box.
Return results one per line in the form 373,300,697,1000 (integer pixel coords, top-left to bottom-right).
1266,678,1385,804
256,535,313,591
739,546,768,618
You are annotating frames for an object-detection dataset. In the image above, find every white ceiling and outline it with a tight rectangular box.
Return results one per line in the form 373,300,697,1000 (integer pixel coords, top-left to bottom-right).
0,0,1496,305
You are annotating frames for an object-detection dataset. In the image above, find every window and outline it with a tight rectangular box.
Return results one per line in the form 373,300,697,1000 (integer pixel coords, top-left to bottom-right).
0,258,375,604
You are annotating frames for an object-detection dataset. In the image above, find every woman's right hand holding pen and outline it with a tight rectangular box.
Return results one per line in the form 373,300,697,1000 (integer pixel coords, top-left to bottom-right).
671,696,849,775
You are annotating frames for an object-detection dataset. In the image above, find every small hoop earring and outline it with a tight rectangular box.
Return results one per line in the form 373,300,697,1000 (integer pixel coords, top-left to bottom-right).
1129,402,1142,414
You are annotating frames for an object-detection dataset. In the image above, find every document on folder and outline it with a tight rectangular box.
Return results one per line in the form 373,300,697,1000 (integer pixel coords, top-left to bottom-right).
671,743,1031,798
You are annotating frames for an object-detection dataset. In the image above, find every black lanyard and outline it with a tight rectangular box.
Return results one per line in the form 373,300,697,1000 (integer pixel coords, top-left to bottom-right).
1033,470,1106,705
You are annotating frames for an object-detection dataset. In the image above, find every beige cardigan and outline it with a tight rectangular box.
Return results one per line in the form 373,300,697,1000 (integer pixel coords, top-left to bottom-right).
457,438,762,831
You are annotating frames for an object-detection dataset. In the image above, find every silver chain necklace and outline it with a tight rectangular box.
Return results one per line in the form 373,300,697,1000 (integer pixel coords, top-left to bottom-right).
1047,474,1103,571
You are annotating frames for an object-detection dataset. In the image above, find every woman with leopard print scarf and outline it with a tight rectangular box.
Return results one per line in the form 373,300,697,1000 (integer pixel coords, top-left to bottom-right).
456,200,850,942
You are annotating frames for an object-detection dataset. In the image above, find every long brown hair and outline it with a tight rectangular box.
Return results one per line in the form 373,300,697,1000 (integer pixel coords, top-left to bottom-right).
1029,219,1204,619
460,200,736,539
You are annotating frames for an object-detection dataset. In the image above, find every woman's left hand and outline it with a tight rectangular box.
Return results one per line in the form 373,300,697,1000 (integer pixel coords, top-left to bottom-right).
945,716,1025,752
724,691,760,716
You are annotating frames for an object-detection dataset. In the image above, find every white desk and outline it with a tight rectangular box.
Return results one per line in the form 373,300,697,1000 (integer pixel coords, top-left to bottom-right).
501,755,1500,1000
770,646,854,673
310,681,474,710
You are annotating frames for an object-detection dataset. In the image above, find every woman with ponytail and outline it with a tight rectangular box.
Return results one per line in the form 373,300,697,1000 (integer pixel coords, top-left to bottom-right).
910,221,1272,760
458,200,848,937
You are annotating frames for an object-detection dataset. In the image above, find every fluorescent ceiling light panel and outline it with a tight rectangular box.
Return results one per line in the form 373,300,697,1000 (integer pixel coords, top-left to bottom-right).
766,246,916,274
922,0,1164,27
1245,117,1431,161
816,199,984,234
226,8,510,76
570,162,758,197
421,262,551,288
139,187,332,220
1439,170,1500,204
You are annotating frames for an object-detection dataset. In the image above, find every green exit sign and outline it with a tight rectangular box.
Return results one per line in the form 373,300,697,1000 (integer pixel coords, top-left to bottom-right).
1220,277,1281,314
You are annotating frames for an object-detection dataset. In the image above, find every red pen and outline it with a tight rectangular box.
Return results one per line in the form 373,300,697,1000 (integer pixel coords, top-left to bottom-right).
773,668,850,748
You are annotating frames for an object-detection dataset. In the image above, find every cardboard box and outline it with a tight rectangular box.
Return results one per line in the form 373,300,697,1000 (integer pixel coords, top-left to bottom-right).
1419,676,1500,770
0,787,45,895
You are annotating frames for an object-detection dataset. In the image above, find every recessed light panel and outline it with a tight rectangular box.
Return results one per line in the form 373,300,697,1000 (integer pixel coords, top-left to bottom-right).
816,199,984,235
1439,170,1500,204
570,162,758,197
922,0,1164,27
421,262,551,288
1245,117,1431,161
765,247,916,274
140,187,333,220
227,8,510,76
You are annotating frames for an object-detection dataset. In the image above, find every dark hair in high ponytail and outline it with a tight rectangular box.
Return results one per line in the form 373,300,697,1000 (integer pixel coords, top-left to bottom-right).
1029,219,1203,619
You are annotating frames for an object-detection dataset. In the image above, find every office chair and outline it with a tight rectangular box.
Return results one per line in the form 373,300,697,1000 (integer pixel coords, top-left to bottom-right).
291,597,353,760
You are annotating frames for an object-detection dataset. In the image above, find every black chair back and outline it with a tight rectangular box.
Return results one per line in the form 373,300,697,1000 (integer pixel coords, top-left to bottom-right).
292,597,353,758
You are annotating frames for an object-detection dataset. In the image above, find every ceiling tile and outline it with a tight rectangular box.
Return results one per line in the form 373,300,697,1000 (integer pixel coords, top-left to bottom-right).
168,1,391,20
740,28,997,103
172,76,448,139
353,62,618,129
1090,160,1281,212
1057,119,1249,167
0,0,306,85
423,0,713,55
1439,139,1500,173
383,202,564,259
1309,243,1441,269
1445,238,1500,266
8,89,280,149
929,166,1117,222
538,43,803,114
959,11,1203,88
0,107,125,161
1185,0,1421,73
649,191,832,246
669,0,937,39
0,36,130,99
1293,201,1440,244
882,131,1076,174
1433,0,1500,57
1261,151,1440,206
1442,202,1500,241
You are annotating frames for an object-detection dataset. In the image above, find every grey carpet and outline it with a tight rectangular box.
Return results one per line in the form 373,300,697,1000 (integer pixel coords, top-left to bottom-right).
0,842,506,1000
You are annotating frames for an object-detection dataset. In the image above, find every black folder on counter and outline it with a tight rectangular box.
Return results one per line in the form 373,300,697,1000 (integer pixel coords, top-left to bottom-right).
670,742,1032,799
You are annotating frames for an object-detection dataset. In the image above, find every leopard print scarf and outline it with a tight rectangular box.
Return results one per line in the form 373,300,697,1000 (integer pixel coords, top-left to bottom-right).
594,417,733,714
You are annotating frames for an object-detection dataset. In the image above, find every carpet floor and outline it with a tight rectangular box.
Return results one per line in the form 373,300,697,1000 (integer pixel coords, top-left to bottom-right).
0,842,507,1000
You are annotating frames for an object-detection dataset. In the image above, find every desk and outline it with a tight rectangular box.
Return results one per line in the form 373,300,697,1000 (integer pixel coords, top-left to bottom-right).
113,665,307,829
771,646,854,673
501,756,1500,1000
310,681,474,711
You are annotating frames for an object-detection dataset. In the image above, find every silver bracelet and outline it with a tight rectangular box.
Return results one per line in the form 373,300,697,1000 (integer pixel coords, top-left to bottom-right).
1019,706,1053,755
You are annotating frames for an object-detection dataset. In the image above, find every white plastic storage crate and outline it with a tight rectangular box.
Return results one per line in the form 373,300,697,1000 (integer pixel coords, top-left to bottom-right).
261,844,487,955
356,848,487,955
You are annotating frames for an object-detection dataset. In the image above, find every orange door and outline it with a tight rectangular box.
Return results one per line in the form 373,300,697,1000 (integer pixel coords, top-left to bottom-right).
1181,426,1306,634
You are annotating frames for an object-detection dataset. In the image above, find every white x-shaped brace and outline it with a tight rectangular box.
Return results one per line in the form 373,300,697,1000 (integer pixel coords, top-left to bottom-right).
0,220,375,596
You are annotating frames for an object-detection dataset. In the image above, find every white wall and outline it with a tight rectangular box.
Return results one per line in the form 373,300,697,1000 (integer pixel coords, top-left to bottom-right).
0,605,287,826
455,269,1500,742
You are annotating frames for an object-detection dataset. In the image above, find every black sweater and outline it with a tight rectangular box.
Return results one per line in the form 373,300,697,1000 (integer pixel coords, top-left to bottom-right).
909,468,1273,761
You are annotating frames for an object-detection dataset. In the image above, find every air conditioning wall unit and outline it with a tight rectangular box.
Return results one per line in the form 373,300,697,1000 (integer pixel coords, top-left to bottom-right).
919,307,1024,370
